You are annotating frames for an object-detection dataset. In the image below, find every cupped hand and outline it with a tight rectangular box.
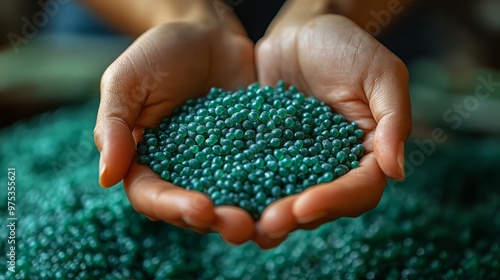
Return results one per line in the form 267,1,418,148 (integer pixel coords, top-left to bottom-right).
93,22,257,244
253,15,412,248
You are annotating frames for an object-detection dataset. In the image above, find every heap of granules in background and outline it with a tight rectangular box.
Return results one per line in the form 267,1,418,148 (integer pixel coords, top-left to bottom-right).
2,100,499,279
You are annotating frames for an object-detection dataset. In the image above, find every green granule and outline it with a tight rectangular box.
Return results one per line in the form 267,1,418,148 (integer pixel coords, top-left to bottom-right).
138,82,365,219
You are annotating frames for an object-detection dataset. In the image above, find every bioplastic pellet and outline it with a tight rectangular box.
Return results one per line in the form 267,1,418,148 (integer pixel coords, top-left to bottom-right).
137,82,365,219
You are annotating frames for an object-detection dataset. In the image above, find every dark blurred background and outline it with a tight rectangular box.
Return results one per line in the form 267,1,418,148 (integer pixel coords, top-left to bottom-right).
0,1,131,127
0,0,499,135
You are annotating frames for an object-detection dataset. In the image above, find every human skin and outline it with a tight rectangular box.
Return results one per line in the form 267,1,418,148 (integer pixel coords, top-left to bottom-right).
252,0,412,248
90,0,411,248
91,1,259,244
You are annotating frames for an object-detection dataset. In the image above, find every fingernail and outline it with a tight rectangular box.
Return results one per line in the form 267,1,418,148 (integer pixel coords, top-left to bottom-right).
98,156,107,187
268,230,288,239
297,211,326,224
182,216,198,228
257,237,276,249
397,141,405,180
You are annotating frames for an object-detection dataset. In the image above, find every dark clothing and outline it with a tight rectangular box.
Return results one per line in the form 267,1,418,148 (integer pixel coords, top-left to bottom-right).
231,0,286,42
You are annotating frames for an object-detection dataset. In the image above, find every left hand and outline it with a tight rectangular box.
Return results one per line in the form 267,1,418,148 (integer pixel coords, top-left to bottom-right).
253,14,412,249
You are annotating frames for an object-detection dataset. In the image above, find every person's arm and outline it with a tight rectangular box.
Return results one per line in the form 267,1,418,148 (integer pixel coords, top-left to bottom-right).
266,0,413,35
82,0,246,36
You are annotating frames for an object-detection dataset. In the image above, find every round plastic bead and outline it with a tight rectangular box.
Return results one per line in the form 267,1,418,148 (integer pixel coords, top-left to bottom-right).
270,138,281,148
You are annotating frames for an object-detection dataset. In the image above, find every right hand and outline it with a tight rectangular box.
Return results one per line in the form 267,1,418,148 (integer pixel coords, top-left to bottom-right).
93,21,257,244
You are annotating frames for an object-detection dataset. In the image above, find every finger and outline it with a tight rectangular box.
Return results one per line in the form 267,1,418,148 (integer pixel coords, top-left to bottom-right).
212,206,255,245
145,215,159,221
255,39,284,87
123,161,216,229
297,216,334,230
252,224,288,250
251,230,274,249
155,219,211,234
256,214,331,246
257,196,298,239
367,58,412,180
256,236,287,250
191,228,213,234
94,118,136,188
94,62,143,187
293,153,386,224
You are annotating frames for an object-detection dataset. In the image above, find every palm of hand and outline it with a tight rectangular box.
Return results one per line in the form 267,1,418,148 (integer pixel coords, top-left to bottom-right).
123,23,256,131
253,15,411,248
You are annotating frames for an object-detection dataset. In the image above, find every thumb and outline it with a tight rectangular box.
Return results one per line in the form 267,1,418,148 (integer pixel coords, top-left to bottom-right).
369,59,412,181
94,64,143,187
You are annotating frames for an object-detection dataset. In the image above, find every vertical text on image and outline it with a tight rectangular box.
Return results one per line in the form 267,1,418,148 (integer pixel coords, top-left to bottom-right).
6,168,17,273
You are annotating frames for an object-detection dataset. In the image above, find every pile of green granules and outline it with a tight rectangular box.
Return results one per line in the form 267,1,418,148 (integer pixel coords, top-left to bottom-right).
1,99,499,279
137,83,365,219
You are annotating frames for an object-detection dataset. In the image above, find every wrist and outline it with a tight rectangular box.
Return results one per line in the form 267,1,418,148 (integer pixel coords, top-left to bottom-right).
151,1,215,26
151,0,247,36
269,0,414,35
291,0,350,17
266,0,343,33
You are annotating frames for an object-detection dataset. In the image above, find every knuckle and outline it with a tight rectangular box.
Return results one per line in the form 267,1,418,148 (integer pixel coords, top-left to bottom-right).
365,196,382,213
100,59,137,97
345,196,382,218
92,127,101,150
255,38,274,58
182,195,209,218
100,64,119,91
403,118,413,139
130,203,145,216
365,201,379,213
391,56,410,80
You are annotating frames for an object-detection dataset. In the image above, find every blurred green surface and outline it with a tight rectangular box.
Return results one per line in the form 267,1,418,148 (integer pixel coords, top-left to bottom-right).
0,100,499,279
0,34,130,128
409,62,500,135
